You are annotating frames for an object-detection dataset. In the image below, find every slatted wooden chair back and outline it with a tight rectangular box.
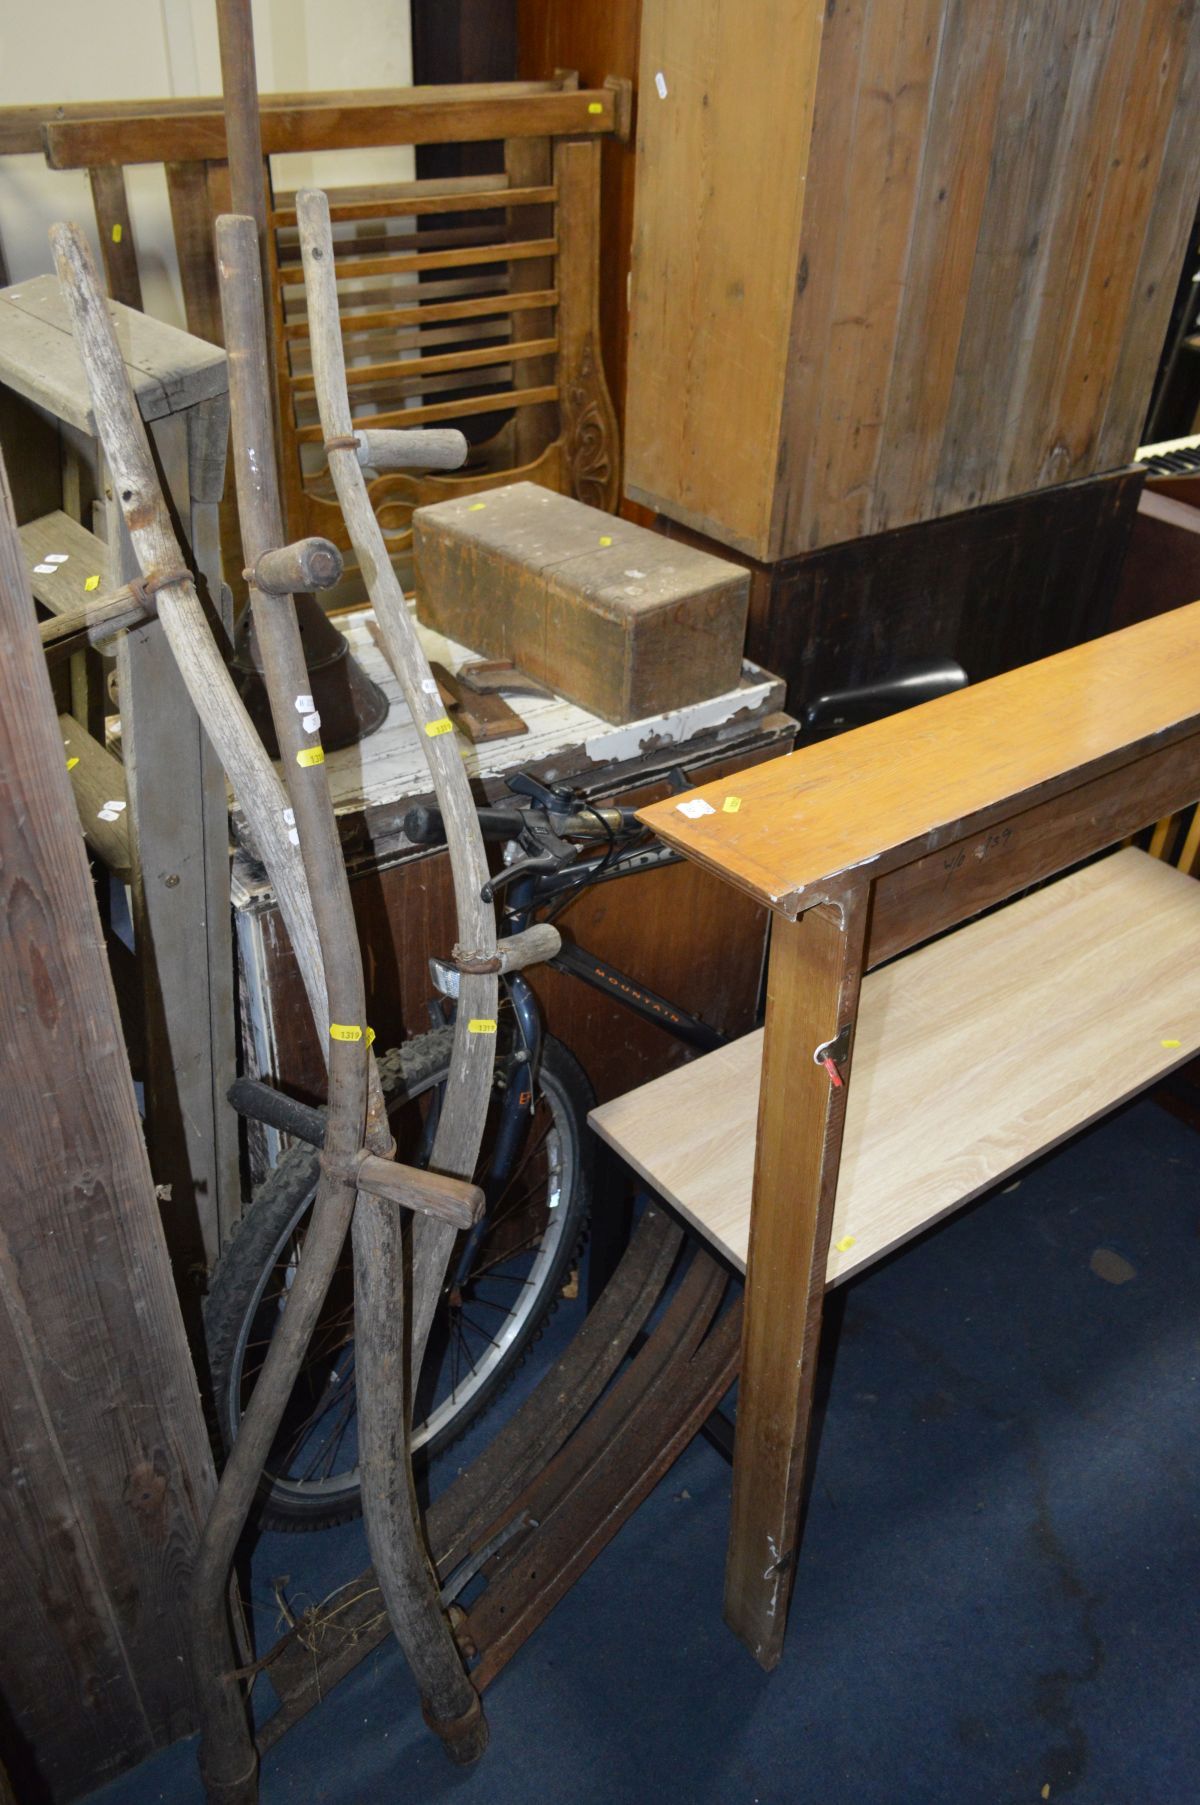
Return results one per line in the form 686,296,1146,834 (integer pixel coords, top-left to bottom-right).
269,133,617,564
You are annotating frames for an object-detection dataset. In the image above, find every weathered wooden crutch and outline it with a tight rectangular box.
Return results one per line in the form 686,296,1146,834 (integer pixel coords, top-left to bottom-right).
48,227,488,1800
295,185,505,1367
214,211,496,1775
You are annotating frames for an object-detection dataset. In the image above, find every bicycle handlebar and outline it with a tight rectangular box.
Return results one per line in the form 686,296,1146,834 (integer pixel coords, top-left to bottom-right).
403,800,638,847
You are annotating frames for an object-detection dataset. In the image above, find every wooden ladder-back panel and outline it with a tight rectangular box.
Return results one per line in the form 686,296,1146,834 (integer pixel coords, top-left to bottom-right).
273,132,618,560
626,0,1200,561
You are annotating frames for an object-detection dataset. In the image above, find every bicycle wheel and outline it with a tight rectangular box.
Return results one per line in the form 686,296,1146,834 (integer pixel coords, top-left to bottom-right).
205,1026,593,1531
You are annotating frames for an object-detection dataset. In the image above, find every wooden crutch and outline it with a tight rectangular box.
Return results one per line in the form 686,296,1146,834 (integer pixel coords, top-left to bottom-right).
49,226,487,1804
215,211,493,1779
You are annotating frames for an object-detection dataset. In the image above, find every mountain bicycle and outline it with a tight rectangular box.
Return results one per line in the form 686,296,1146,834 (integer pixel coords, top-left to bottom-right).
206,659,965,1529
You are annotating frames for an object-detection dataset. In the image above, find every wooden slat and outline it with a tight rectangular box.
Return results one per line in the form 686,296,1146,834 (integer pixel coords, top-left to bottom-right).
992,0,1128,490
504,138,558,469
625,0,826,560
288,335,556,395
0,451,214,1803
591,848,1200,1283
88,165,144,311
276,236,557,287
273,183,556,226
276,221,508,266
871,0,1014,531
295,384,558,440
42,87,617,169
273,173,515,212
58,712,131,877
19,510,108,615
282,287,557,340
288,317,514,371
166,160,223,345
0,274,225,430
782,0,946,552
639,598,1200,913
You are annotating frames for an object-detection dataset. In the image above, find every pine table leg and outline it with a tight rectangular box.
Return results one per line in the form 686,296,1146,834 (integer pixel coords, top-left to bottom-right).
724,889,868,1667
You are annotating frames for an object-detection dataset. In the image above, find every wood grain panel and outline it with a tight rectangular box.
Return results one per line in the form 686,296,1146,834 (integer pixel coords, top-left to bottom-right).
0,453,214,1801
518,0,641,441
624,0,825,556
640,597,1200,913
786,0,945,551
626,0,1200,559
591,849,1200,1284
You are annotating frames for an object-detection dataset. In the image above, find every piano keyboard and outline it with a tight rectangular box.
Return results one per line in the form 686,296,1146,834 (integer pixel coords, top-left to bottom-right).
1136,433,1200,476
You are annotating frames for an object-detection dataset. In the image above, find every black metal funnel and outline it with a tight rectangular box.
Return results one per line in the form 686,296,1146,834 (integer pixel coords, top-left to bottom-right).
231,592,389,758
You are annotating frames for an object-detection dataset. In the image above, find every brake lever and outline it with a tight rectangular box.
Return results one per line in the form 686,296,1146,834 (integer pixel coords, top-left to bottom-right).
481,851,561,903
507,770,576,810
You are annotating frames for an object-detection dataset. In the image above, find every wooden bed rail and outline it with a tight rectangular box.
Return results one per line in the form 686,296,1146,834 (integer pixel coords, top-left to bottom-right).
0,78,630,161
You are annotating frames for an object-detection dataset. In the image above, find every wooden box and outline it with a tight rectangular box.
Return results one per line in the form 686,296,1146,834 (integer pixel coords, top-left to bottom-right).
625,0,1200,561
413,481,750,722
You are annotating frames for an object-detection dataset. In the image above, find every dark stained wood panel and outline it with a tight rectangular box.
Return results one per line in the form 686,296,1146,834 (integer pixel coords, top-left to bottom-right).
660,467,1144,717
626,0,1200,561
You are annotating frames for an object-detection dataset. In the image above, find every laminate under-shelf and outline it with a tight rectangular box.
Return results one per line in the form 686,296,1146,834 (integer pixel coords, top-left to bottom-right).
590,848,1200,1287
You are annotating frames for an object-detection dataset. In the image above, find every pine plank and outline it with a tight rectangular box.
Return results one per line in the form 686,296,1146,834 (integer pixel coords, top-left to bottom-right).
58,712,131,877
0,451,213,1800
19,510,109,616
591,848,1200,1282
624,0,826,558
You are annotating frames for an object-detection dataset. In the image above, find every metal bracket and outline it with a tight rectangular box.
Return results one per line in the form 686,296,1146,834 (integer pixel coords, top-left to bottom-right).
813,1023,853,1068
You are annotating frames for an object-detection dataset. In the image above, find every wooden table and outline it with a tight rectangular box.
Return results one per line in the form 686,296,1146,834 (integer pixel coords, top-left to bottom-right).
591,601,1200,1669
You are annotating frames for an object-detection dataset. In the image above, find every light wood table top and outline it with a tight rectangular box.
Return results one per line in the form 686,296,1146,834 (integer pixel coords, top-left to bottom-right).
591,848,1200,1284
639,601,1200,915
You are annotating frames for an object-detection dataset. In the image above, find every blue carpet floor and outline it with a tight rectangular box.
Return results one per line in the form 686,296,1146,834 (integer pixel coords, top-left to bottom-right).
90,1093,1200,1805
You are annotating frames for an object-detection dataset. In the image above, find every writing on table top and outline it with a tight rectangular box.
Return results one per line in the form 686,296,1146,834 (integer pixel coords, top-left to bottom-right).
638,600,1200,913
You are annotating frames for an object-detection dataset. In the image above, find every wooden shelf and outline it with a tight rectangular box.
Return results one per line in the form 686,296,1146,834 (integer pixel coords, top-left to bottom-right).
591,849,1200,1287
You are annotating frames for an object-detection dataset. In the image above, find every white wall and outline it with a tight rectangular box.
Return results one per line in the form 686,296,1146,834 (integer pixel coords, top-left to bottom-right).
0,0,414,329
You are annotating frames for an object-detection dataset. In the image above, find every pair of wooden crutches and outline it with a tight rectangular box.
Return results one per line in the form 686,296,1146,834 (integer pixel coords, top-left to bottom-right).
52,189,526,1803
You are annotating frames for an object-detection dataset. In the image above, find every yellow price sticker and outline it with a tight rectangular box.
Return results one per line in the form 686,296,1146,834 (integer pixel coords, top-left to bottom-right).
468,1018,497,1035
425,717,454,738
84,574,100,592
835,1235,856,1253
296,745,325,767
588,101,603,114
599,535,612,546
722,796,742,813
468,502,487,512
112,223,123,243
66,756,79,771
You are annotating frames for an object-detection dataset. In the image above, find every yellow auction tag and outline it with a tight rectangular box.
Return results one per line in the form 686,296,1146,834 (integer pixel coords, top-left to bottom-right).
425,717,454,738
112,223,123,243
84,574,100,592
722,796,742,813
66,756,79,771
588,102,603,114
329,1023,363,1042
296,745,325,767
468,1018,498,1035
